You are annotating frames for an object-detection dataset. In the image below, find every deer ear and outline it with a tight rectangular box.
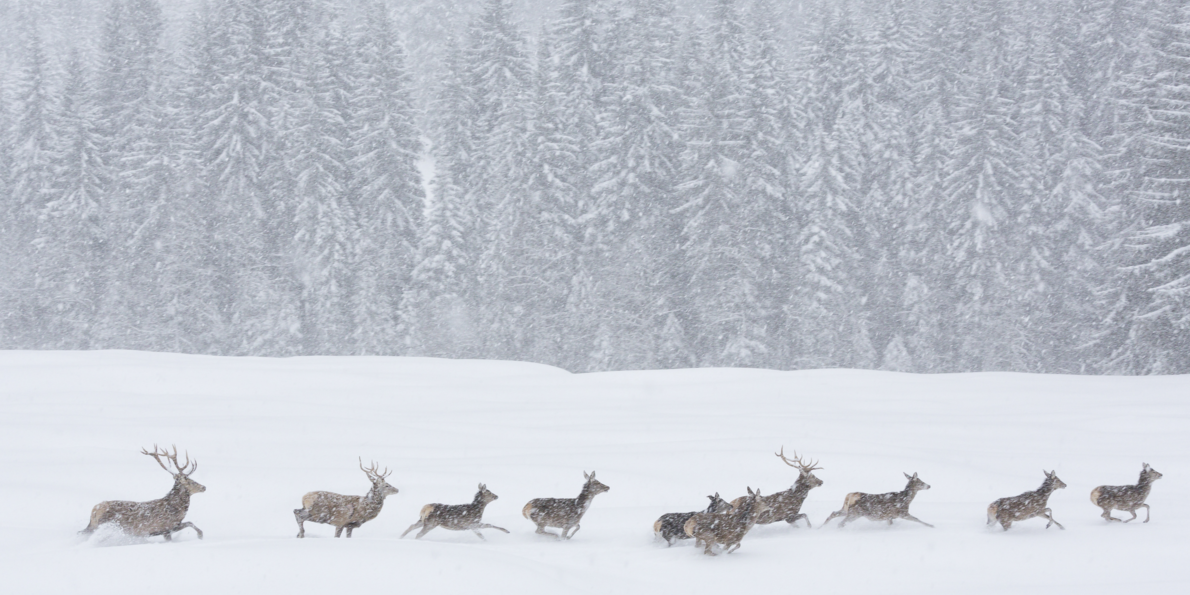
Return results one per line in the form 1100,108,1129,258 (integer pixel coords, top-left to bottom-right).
1143,462,1149,469
584,471,590,480
904,472,912,480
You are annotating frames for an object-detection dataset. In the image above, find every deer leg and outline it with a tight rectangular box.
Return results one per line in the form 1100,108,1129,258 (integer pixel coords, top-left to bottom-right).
345,527,353,538
821,510,845,528
703,541,717,556
400,521,423,538
534,524,560,538
174,522,204,539
1042,509,1064,530
1124,509,1138,523
162,531,172,542
414,523,436,539
900,513,933,528
725,542,741,554
475,523,509,534
789,513,810,528
295,509,310,538
1141,504,1151,523
334,526,344,538
1100,508,1121,522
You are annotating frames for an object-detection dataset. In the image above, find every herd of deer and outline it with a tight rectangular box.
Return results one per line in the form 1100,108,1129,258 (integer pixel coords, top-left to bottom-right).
78,445,1163,556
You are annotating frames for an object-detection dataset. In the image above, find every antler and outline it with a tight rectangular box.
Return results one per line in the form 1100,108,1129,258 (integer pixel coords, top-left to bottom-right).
775,446,822,473
359,457,391,480
141,444,197,476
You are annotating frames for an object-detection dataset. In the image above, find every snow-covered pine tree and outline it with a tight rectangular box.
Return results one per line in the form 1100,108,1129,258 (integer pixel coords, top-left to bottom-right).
348,0,424,355
3,12,58,348
189,0,279,354
40,50,108,349
290,18,357,355
465,0,532,361
1114,0,1190,373
674,0,767,367
791,3,869,368
941,0,1029,370
90,0,173,351
398,38,482,358
589,0,688,369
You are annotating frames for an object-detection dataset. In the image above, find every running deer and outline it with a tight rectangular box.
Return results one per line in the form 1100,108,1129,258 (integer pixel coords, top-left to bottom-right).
401,483,509,540
683,487,769,556
732,447,823,528
1091,463,1162,523
294,459,399,538
822,472,933,528
653,493,734,546
523,471,610,539
79,445,206,541
987,470,1066,531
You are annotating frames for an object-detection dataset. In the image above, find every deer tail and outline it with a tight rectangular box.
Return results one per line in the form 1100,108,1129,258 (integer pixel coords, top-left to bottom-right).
522,501,535,519
842,493,861,512
418,504,435,521
1090,487,1102,507
653,519,662,535
986,502,998,525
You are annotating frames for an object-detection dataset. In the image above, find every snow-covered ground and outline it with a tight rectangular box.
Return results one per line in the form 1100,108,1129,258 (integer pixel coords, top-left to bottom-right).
0,351,1185,594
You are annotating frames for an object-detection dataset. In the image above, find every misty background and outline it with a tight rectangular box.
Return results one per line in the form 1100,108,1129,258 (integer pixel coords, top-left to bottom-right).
0,0,1187,374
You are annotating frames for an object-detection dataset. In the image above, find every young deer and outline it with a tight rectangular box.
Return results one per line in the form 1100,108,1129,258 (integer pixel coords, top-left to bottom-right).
1091,463,1162,523
653,493,734,546
79,445,206,541
522,471,610,539
401,483,509,540
732,447,823,528
683,487,769,556
294,459,399,538
822,472,933,528
987,470,1066,531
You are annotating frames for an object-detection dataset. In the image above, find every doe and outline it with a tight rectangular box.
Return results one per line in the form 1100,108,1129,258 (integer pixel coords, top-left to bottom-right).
1091,463,1162,523
401,483,509,540
987,470,1066,531
523,471,610,539
822,472,933,528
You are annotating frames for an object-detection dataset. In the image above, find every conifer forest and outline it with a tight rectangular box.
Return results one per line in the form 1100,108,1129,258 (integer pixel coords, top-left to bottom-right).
1,0,1188,374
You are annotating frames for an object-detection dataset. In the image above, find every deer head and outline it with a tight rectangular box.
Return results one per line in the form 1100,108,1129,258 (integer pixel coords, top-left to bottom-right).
143,444,205,494
360,458,399,497
477,483,498,505
903,472,930,492
1141,463,1163,483
776,447,824,488
1044,470,1067,490
583,471,610,496
707,492,733,513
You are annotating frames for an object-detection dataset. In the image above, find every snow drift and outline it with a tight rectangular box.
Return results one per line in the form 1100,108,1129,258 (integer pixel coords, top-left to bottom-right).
0,351,1185,594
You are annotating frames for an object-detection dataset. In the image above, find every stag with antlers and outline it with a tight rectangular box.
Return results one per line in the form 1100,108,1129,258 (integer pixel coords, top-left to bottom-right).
294,459,399,538
733,447,823,528
79,445,206,541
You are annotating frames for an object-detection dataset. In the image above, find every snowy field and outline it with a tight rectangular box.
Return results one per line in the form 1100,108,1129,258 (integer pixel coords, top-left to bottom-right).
0,351,1186,594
